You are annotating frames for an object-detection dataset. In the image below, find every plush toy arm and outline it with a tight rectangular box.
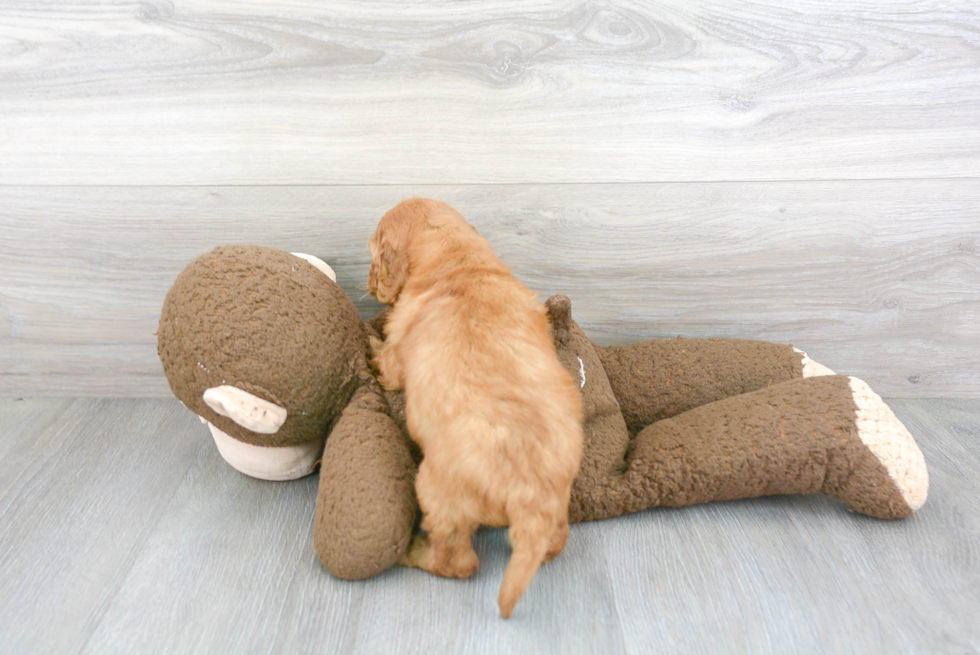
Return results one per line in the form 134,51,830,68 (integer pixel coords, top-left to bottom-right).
599,337,821,435
313,384,417,580
570,375,927,522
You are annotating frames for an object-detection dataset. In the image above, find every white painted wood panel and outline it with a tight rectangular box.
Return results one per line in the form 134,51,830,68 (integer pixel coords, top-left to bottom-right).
1,181,977,397
1,0,978,185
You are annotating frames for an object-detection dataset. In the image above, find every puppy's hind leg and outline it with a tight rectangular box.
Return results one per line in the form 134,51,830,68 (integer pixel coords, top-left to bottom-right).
400,463,479,578
400,515,479,579
544,517,569,564
544,487,573,563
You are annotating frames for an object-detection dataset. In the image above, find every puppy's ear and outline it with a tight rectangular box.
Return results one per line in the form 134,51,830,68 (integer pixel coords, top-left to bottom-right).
369,198,429,304
372,235,409,305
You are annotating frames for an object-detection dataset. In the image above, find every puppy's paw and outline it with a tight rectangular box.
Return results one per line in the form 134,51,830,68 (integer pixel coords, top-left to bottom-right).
398,534,479,579
376,366,402,392
447,548,479,579
398,534,430,569
369,336,404,391
368,335,386,374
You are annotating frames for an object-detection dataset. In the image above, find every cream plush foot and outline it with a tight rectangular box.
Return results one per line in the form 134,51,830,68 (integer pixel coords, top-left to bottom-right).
794,347,836,377
846,377,928,513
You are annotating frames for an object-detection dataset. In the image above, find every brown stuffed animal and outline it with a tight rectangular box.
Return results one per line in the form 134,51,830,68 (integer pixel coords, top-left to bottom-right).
158,245,928,582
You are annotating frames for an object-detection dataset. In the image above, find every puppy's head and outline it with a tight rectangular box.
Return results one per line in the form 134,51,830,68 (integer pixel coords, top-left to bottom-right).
368,198,430,305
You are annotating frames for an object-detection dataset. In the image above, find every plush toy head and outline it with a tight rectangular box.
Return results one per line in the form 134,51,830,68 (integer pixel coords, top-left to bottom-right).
157,245,370,479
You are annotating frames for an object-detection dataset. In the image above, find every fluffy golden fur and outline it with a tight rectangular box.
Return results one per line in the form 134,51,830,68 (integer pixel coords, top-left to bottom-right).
367,198,584,618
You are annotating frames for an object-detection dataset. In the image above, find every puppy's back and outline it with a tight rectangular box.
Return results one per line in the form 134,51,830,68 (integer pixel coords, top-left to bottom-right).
403,229,583,617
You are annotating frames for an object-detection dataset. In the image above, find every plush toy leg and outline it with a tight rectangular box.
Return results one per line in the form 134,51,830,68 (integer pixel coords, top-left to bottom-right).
569,375,927,522
600,338,829,435
313,385,417,580
206,421,323,481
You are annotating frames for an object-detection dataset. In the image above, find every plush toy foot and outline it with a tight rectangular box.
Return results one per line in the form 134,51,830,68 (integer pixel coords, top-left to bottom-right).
207,422,324,481
794,347,836,377
825,377,928,517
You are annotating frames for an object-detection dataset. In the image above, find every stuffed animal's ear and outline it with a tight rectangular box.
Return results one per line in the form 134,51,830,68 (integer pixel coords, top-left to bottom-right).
291,252,337,281
545,295,574,346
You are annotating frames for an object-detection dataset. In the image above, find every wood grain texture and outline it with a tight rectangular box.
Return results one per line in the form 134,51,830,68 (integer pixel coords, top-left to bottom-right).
0,398,977,653
2,182,977,397
0,398,204,654
1,0,978,184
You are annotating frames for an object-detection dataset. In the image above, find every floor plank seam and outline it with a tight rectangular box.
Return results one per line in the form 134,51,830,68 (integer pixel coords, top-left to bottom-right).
74,432,210,655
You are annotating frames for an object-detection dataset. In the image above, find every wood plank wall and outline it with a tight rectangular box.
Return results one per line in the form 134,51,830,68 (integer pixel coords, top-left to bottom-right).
1,1,978,397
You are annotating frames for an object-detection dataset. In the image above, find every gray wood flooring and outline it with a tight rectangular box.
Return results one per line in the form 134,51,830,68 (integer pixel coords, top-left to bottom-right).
1,397,977,654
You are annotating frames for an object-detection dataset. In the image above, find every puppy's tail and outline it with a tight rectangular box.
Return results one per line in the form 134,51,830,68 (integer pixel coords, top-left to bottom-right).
498,511,558,619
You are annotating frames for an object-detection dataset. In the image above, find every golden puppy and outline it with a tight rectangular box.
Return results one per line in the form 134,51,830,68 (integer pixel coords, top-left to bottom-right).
367,198,584,619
